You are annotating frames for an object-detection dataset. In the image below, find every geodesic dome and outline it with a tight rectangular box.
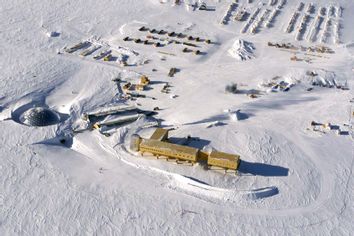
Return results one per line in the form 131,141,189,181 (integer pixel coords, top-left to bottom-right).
20,107,60,126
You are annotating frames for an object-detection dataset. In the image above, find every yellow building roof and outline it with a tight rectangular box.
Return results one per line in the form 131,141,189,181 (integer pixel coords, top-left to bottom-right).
140,139,199,156
150,128,169,141
209,150,240,162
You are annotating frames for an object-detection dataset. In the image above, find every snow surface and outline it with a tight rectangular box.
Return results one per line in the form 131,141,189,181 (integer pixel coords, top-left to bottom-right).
228,39,255,61
0,0,354,235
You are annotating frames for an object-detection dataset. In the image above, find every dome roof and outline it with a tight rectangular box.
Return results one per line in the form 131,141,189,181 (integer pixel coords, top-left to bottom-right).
20,107,60,126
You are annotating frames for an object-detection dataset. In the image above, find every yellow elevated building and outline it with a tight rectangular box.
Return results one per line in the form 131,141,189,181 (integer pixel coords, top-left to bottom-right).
131,128,241,171
150,128,169,141
207,150,240,170
139,139,199,163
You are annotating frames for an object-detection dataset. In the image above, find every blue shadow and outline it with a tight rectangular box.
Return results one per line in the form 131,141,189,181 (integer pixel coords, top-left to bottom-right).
239,160,289,177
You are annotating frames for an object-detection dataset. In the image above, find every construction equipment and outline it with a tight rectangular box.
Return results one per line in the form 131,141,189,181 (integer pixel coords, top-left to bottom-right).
161,83,171,93
134,38,142,43
123,82,133,92
182,47,192,53
168,32,176,37
168,68,178,77
103,54,112,61
139,26,149,31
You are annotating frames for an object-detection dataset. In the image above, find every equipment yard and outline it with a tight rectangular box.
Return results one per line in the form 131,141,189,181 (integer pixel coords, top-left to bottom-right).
0,0,353,235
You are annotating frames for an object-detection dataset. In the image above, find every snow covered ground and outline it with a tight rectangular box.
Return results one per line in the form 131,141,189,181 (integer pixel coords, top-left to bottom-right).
0,0,353,235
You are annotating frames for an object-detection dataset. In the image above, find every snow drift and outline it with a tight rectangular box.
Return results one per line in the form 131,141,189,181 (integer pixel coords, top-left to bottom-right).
228,39,255,61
